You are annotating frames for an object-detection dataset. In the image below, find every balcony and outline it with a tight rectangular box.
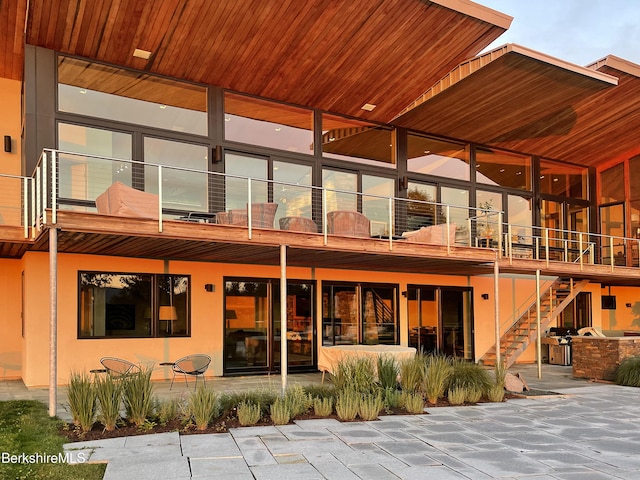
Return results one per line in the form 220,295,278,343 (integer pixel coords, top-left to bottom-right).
1,149,640,281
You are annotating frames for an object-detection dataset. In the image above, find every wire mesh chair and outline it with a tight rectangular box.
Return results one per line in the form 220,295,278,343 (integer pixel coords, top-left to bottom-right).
169,354,211,390
99,357,141,379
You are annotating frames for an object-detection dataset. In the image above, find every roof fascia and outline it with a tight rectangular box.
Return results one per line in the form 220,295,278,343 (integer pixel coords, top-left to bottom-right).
430,0,512,29
587,55,640,78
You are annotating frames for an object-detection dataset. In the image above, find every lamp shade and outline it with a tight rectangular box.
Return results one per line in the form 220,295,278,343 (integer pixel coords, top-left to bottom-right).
159,306,178,321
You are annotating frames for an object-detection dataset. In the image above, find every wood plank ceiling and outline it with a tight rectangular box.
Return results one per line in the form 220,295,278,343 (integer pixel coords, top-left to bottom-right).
14,0,511,122
395,46,640,167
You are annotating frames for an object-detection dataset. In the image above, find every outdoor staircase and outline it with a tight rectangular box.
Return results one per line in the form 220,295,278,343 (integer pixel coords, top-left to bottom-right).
480,277,590,368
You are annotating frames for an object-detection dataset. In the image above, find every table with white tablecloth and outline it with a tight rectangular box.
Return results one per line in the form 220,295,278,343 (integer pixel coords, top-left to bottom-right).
318,345,417,377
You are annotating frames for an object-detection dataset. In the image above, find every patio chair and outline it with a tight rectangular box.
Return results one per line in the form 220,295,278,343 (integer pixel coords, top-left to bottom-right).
99,357,141,379
168,354,211,390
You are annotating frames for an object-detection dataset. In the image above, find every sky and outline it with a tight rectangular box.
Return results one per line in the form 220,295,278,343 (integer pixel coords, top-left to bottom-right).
479,0,640,66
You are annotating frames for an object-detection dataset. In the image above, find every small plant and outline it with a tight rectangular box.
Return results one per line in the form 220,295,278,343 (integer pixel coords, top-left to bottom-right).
399,355,425,393
139,418,157,432
270,397,292,425
219,389,276,417
335,390,359,421
486,384,505,402
377,356,398,390
284,384,313,417
465,386,483,403
423,354,452,404
449,359,491,393
304,384,337,400
313,396,334,417
122,368,155,427
447,386,467,405
382,386,402,413
187,385,220,431
237,402,261,426
94,373,122,431
494,360,507,389
67,371,97,433
615,356,640,387
156,398,184,425
332,357,377,395
401,391,425,414
358,393,383,421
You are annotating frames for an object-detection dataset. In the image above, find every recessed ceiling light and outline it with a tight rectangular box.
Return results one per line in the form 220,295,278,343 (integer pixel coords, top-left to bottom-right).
159,105,167,109
133,48,152,59
224,117,231,122
424,150,431,155
275,127,282,132
499,168,505,173
361,103,376,111
553,177,559,182
79,89,87,94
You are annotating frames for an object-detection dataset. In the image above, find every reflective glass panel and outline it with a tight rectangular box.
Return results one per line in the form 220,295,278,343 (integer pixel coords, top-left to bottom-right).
225,92,314,154
407,133,469,180
476,147,531,190
321,114,395,167
362,175,394,236
144,138,209,212
362,286,397,345
539,159,588,199
600,163,624,204
57,123,132,204
405,182,437,231
475,190,502,243
273,162,313,226
322,285,358,346
322,169,357,211
58,57,207,135
225,153,268,210
631,157,640,201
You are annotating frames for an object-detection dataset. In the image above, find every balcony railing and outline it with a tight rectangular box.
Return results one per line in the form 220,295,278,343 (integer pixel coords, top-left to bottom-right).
14,149,640,270
0,173,32,238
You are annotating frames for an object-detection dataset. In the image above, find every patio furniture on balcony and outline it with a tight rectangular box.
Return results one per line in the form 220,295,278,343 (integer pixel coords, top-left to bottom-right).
327,210,370,237
217,203,278,228
402,223,456,245
95,181,159,219
279,216,318,233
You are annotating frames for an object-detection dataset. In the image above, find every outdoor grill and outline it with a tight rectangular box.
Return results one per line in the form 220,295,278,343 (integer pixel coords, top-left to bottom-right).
543,327,578,366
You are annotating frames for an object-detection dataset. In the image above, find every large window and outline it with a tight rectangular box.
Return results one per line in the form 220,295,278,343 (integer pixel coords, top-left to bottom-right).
476,147,531,190
273,161,313,225
321,114,395,167
58,56,207,135
224,92,314,154
407,133,469,181
322,282,398,346
539,159,588,199
225,153,269,210
79,272,190,338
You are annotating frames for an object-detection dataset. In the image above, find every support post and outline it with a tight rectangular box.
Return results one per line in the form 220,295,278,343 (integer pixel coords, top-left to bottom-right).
49,227,58,417
494,259,500,367
158,165,163,233
280,245,288,395
536,269,542,379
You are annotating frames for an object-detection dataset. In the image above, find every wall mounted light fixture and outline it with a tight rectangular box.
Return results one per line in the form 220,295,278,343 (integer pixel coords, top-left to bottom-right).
204,283,215,292
3,136,11,153
481,293,489,300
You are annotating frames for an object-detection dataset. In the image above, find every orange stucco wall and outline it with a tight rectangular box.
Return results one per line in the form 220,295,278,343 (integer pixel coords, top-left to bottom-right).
0,78,21,175
600,286,640,334
10,249,623,386
0,259,23,379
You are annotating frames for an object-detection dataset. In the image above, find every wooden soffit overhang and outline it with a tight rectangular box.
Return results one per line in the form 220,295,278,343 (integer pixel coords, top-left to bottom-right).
13,0,511,122
395,46,640,167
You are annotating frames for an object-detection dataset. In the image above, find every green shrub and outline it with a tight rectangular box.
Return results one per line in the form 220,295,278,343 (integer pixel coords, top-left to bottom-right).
399,356,425,393
615,356,640,387
493,360,507,389
401,391,425,414
237,402,261,426
382,386,402,412
449,359,491,392
486,384,505,403
304,384,337,400
122,368,155,427
423,354,452,404
219,390,277,416
335,390,359,421
447,386,466,405
270,397,292,425
313,397,334,417
465,386,483,403
94,373,122,431
358,393,383,421
187,385,220,431
377,356,398,390
284,384,313,417
156,397,184,425
67,371,97,433
332,357,377,395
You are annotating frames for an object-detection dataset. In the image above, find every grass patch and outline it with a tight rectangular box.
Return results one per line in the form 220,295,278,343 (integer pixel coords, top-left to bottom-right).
0,400,105,480
616,356,640,387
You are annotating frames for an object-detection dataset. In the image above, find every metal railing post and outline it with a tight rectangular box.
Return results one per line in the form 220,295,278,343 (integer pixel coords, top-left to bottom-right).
322,189,328,245
247,178,252,240
23,177,29,238
50,150,57,225
388,197,393,250
544,229,549,268
497,211,503,258
579,232,584,269
610,236,615,271
507,224,513,264
41,153,47,225
446,205,451,254
157,165,163,233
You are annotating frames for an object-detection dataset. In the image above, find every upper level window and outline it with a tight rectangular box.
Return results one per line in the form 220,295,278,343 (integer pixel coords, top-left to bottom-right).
476,147,531,190
224,92,314,154
58,56,207,135
540,159,588,200
322,114,395,168
600,163,624,204
407,133,469,181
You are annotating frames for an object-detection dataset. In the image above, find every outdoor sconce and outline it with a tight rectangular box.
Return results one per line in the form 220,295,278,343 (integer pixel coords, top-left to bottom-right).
399,176,409,191
401,291,408,297
626,303,632,308
204,283,215,292
3,136,11,153
481,293,489,300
